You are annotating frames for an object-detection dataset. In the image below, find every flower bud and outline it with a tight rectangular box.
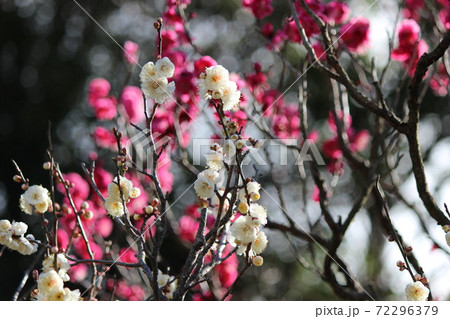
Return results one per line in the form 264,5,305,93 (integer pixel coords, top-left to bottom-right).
13,175,22,183
250,192,260,201
43,162,52,170
81,201,90,210
151,198,160,207
144,206,154,214
238,202,249,214
235,139,245,149
83,210,94,220
133,214,142,221
252,256,264,267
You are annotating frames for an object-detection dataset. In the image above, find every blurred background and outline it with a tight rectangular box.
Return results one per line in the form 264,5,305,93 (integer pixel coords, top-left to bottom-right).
0,0,449,300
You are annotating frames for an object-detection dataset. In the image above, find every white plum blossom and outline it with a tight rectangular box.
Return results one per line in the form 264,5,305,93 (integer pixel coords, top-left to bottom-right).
63,288,82,301
139,62,157,82
36,253,80,300
34,199,51,214
19,195,33,215
141,76,175,104
0,219,38,255
104,176,141,217
108,176,133,201
17,235,38,255
194,143,226,200
12,221,28,236
38,270,64,296
36,268,81,301
194,177,215,199
0,219,12,232
230,215,258,245
129,187,141,199
246,181,260,194
155,57,175,78
249,204,267,226
140,58,176,104
223,139,236,157
252,231,268,254
204,150,224,171
252,255,264,267
20,185,51,215
0,233,12,246
157,270,177,299
164,279,178,300
42,254,71,282
105,199,125,217
23,185,49,205
158,270,171,288
198,168,221,184
200,65,229,92
221,81,241,111
198,64,241,110
238,181,261,204
405,281,429,301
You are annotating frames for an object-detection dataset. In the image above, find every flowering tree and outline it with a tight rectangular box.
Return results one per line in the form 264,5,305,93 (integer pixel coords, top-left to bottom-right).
0,0,449,301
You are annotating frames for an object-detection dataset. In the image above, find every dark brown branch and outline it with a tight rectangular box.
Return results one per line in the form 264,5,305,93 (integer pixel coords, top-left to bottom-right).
406,29,450,226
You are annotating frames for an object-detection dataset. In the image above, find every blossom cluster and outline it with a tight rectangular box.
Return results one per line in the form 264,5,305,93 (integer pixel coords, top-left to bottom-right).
35,254,81,301
194,62,268,269
258,1,370,55
104,176,142,217
391,19,428,76
230,180,268,265
20,185,52,214
0,220,38,255
392,0,449,96
198,65,241,111
140,57,176,104
194,143,224,199
88,78,118,120
157,270,178,299
242,0,273,20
